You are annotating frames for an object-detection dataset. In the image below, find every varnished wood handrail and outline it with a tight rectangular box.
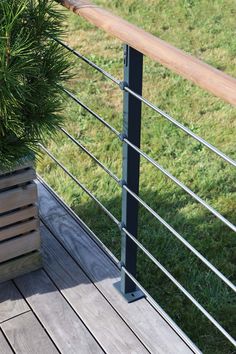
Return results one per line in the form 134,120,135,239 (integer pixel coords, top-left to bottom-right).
60,0,236,107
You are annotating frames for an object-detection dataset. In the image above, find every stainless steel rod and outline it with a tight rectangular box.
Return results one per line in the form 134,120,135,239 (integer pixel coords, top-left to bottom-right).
62,88,120,137
121,230,236,347
123,138,236,233
39,144,236,345
120,269,202,354
125,87,236,168
58,128,235,291
123,184,236,292
37,179,199,353
37,174,120,267
39,144,120,226
55,38,121,85
62,88,236,233
59,127,120,183
56,38,236,168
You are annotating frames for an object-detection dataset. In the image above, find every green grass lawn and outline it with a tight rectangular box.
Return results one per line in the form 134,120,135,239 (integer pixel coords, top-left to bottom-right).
38,1,236,352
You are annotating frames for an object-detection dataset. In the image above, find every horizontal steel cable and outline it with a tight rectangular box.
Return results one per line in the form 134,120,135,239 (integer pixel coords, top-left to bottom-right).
61,87,236,234
37,173,120,267
59,127,120,183
50,39,235,346
39,144,119,226
121,261,236,347
55,38,121,85
123,184,236,292
39,144,235,346
121,268,202,354
124,87,236,168
62,88,120,137
123,138,236,233
37,176,200,354
55,39,235,168
59,127,235,292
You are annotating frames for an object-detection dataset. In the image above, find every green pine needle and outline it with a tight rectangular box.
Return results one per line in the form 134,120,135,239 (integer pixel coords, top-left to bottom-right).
0,0,70,170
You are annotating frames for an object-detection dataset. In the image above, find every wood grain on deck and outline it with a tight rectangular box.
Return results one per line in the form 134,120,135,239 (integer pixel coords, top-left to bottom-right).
14,269,104,354
0,281,29,323
38,181,197,354
0,330,13,354
41,223,148,353
1,312,59,354
0,180,200,353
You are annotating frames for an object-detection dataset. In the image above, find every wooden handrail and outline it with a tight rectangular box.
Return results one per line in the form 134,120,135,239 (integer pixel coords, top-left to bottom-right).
60,0,236,107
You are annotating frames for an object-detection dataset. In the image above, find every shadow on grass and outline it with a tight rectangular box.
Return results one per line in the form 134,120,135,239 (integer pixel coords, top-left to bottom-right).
1,182,234,354
70,188,236,354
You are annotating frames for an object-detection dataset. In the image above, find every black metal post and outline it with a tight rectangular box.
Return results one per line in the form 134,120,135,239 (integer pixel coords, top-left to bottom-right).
115,45,144,302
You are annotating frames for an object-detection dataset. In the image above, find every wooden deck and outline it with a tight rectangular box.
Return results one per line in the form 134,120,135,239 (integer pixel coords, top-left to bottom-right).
0,180,201,353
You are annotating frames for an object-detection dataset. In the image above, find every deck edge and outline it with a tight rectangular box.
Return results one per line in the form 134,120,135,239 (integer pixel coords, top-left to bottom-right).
37,175,202,354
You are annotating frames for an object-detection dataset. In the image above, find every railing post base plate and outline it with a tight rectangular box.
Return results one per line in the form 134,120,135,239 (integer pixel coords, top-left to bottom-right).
113,280,145,303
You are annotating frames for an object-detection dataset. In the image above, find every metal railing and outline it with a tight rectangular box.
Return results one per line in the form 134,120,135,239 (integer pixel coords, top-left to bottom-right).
39,1,236,350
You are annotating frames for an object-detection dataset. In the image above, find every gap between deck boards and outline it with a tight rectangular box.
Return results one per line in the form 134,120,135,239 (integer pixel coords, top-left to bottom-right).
37,179,200,354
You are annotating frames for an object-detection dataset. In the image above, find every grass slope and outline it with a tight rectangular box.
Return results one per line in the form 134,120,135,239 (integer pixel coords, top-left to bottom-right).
38,1,236,352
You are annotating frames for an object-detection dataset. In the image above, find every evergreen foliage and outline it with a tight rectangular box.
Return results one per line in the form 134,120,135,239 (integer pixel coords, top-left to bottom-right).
0,0,70,170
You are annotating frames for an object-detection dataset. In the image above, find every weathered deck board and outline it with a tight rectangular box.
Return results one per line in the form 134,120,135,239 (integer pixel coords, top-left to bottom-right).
41,223,148,353
37,182,67,220
1,311,59,354
14,269,104,354
0,330,13,354
0,180,200,353
0,281,29,323
38,181,196,354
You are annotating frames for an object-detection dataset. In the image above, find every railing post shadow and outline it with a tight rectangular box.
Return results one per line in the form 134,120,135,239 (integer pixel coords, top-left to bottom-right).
114,45,145,303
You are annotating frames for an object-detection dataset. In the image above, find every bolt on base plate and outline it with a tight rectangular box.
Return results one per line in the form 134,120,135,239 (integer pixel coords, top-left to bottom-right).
113,281,145,303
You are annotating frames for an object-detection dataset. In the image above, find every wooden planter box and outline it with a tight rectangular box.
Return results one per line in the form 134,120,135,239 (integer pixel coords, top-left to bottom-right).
0,163,42,283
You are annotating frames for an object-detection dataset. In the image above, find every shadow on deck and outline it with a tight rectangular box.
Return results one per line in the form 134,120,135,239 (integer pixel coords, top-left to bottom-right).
0,180,200,353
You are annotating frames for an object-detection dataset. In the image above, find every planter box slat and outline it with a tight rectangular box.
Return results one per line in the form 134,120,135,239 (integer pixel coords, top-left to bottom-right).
0,205,37,228
0,218,39,242
0,159,34,176
0,230,41,263
0,164,41,282
0,168,36,190
0,182,37,214
0,251,42,284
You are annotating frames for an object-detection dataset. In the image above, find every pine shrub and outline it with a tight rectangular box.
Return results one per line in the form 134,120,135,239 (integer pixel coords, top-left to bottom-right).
0,0,70,170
